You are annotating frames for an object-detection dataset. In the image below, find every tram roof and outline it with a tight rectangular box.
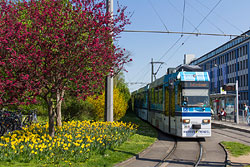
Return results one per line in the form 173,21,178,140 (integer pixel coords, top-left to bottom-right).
149,71,210,89
177,71,210,82
149,75,165,88
138,84,149,93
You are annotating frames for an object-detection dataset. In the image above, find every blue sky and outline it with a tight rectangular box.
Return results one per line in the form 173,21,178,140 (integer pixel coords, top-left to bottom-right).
114,0,250,92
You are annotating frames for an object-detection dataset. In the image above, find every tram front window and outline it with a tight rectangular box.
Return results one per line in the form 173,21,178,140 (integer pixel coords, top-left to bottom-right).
182,89,209,107
182,96,209,107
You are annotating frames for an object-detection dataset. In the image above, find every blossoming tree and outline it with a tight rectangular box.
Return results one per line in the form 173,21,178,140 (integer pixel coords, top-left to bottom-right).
0,0,130,137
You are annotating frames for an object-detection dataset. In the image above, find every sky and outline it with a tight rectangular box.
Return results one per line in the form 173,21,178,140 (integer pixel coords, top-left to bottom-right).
113,0,250,92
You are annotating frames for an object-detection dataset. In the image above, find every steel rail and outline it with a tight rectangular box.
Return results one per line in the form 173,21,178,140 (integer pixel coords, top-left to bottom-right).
194,140,203,167
154,138,177,167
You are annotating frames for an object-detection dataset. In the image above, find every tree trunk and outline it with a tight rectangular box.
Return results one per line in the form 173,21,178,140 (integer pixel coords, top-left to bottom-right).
56,89,65,127
48,100,55,137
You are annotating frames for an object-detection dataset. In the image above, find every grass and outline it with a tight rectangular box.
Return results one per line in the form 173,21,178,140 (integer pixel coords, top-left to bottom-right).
82,112,158,167
221,141,250,157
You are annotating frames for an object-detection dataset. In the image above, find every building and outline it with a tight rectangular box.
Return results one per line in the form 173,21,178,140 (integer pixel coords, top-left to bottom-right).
189,30,250,109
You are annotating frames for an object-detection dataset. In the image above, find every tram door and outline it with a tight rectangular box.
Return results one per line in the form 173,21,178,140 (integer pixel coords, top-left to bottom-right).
169,86,176,135
165,85,176,134
164,86,170,133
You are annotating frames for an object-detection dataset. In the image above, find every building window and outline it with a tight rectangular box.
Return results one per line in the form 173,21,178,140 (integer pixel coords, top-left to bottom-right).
246,74,248,85
245,75,248,86
243,75,245,86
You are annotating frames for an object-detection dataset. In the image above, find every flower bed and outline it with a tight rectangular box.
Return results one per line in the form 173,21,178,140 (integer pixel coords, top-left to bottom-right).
0,120,137,164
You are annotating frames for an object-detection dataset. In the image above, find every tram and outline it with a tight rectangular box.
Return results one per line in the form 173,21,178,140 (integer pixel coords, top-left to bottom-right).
132,65,211,138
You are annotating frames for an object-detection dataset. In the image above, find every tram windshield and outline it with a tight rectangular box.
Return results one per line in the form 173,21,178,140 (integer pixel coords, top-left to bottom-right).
181,81,210,107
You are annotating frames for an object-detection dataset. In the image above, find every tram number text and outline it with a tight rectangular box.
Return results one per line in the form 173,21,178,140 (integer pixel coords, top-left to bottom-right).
184,130,210,134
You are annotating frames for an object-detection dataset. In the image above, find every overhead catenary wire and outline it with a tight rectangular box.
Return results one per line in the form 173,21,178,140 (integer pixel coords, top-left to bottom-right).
190,0,222,35
185,0,225,35
158,36,183,62
174,0,223,50
127,0,229,82
162,0,223,64
148,0,169,32
129,63,150,83
126,0,170,85
125,0,238,89
195,0,244,34
134,63,151,84
126,82,149,85
125,0,223,85
167,0,199,33
123,30,247,38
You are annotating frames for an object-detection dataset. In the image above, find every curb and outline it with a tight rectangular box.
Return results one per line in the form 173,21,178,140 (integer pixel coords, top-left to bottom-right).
212,122,250,133
114,139,158,167
219,142,231,167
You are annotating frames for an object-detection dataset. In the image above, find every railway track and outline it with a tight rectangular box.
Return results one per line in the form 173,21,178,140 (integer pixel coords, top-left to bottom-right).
155,137,203,167
154,138,177,167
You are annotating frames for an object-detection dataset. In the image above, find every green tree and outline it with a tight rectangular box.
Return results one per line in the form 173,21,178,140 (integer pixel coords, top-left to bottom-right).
114,72,130,103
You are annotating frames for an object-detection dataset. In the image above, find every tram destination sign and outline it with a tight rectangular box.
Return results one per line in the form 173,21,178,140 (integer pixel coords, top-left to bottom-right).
183,82,209,88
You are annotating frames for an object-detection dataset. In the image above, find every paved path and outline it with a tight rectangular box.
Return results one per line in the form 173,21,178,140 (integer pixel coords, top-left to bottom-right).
212,119,250,133
115,132,175,167
115,120,250,167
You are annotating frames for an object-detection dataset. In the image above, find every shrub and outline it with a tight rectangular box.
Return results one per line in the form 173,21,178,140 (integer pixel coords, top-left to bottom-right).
3,97,47,116
62,97,95,121
87,88,128,121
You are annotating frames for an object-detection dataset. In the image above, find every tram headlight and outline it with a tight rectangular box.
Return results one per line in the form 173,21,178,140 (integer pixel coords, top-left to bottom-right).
202,119,210,124
181,119,190,124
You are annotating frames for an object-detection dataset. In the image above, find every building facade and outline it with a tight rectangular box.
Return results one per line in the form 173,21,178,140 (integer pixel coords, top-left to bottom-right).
190,30,250,109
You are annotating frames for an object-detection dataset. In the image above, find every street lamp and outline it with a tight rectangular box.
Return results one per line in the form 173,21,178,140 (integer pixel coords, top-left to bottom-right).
236,79,239,124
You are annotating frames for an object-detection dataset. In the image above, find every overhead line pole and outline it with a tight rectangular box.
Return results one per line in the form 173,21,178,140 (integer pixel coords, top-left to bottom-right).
151,58,153,83
105,0,113,122
151,58,164,83
123,30,249,38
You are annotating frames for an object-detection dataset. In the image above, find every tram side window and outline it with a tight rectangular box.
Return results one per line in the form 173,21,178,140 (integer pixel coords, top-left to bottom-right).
170,88,175,117
134,95,138,106
177,84,182,106
155,87,159,104
159,86,163,104
142,93,145,106
138,93,142,107
165,87,169,116
151,88,155,104
141,93,144,107
149,89,151,103
144,92,147,105
145,92,148,106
